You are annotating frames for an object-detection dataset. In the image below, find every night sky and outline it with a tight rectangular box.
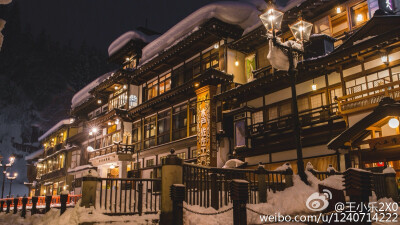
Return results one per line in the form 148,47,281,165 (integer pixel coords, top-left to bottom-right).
15,0,233,53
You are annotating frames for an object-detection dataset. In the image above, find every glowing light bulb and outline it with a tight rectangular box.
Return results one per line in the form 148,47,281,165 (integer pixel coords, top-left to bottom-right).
123,85,127,89
299,26,304,32
388,118,399,128
108,121,112,126
125,57,130,62
214,43,219,49
97,99,102,104
336,7,341,13
69,118,75,124
114,86,119,90
92,128,98,133
356,14,363,22
312,84,317,91
89,131,93,136
268,15,275,21
235,61,239,67
110,164,115,169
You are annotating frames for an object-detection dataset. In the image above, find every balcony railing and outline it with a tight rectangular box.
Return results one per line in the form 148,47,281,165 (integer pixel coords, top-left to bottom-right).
248,104,342,137
337,80,400,115
89,143,136,159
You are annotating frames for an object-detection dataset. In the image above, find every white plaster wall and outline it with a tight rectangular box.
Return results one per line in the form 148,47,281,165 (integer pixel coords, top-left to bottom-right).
364,57,381,70
390,51,400,62
343,65,362,77
265,88,291,105
296,75,326,95
245,154,270,165
247,97,263,108
227,49,246,84
328,71,341,85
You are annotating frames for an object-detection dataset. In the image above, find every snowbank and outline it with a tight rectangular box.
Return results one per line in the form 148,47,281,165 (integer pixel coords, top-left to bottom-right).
108,30,160,57
25,148,44,161
383,166,396,174
38,119,71,141
140,1,262,65
71,71,114,109
222,159,244,168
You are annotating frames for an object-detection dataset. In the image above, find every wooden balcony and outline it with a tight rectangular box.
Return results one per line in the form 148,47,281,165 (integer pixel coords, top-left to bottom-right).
337,80,400,115
248,104,342,137
88,143,135,159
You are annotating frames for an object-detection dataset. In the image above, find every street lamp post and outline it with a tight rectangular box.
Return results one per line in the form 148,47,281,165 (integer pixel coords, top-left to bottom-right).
260,7,313,184
0,156,15,198
6,172,17,197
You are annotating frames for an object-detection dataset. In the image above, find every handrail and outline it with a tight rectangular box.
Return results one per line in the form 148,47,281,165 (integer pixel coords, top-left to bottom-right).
0,195,82,207
338,80,400,100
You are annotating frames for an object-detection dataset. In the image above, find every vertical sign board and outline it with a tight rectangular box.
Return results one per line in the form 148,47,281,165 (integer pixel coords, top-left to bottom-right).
195,85,217,167
369,0,399,16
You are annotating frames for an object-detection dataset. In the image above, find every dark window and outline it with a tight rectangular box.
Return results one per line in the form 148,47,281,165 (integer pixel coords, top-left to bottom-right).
144,116,156,149
172,104,187,141
157,110,171,145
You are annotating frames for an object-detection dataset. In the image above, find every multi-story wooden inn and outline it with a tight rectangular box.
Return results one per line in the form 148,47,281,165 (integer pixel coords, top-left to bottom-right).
28,0,400,194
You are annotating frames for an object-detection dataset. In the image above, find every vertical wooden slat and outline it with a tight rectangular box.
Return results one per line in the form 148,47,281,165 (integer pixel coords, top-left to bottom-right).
99,180,103,208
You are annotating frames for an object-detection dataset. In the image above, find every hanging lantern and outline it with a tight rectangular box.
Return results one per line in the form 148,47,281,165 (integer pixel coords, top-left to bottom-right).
259,8,284,32
289,19,313,42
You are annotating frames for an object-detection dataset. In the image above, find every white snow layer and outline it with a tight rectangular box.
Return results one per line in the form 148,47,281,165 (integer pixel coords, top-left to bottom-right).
108,30,160,56
383,166,396,174
71,71,113,109
222,159,245,168
25,148,44,161
38,119,71,141
140,1,262,65
0,0,11,4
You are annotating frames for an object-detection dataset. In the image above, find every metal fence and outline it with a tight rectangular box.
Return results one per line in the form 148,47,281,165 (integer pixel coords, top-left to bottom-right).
183,163,290,209
96,178,161,215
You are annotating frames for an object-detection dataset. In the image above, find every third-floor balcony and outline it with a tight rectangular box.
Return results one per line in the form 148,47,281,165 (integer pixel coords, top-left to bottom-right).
337,80,400,115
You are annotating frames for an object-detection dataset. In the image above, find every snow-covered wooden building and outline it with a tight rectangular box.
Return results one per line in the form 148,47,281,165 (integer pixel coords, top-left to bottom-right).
31,0,400,192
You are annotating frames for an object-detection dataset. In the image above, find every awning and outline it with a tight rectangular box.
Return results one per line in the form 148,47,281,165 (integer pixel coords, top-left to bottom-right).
328,97,400,150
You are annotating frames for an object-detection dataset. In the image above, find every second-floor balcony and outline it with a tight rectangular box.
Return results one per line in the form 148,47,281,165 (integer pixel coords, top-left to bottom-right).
337,80,400,115
88,143,135,160
248,104,343,137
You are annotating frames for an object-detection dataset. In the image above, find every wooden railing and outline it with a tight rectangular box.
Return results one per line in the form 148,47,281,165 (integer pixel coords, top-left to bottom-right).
89,143,137,159
248,104,341,137
96,177,161,215
182,163,291,209
337,80,400,115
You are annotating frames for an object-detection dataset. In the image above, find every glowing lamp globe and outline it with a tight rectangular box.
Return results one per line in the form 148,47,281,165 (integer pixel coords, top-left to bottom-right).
289,19,313,42
388,118,399,128
311,84,317,91
259,8,284,31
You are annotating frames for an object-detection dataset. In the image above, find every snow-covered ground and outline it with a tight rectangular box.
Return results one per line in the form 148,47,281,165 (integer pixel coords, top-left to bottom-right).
0,199,159,225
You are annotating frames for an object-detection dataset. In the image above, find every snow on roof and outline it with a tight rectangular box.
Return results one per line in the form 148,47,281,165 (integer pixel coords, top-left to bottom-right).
25,148,44,161
108,30,160,57
140,1,264,65
71,71,114,109
38,119,71,142
0,0,12,5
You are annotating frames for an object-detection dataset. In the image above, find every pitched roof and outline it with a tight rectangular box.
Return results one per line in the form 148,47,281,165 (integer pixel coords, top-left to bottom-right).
328,98,400,150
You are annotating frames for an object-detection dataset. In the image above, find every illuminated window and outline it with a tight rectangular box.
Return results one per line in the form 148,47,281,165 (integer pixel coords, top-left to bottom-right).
350,1,369,27
159,73,171,94
109,91,127,110
157,110,171,145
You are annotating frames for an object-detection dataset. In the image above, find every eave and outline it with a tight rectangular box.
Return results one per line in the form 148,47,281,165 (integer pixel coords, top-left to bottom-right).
108,39,147,65
127,68,233,120
129,18,243,86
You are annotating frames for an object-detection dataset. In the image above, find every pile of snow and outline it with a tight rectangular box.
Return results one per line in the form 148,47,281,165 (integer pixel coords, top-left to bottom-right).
184,203,233,225
71,71,114,109
108,30,160,57
274,162,292,172
247,175,316,224
0,0,12,4
0,200,159,225
327,164,337,173
305,162,314,171
25,148,44,161
38,119,71,141
222,159,244,168
383,166,396,174
306,170,344,190
140,1,263,65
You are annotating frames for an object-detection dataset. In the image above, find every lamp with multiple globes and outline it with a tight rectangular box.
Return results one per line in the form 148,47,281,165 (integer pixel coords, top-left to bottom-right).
0,155,16,198
259,5,313,184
